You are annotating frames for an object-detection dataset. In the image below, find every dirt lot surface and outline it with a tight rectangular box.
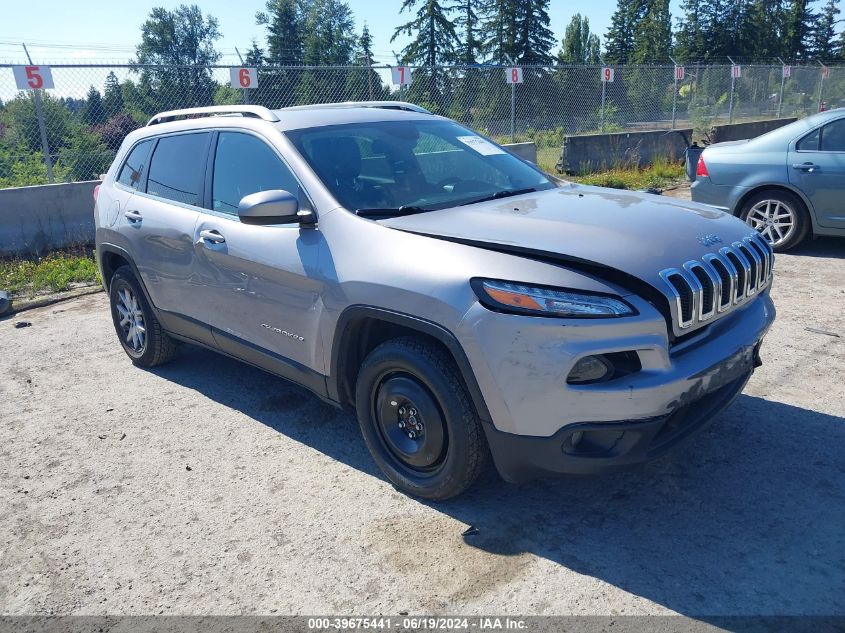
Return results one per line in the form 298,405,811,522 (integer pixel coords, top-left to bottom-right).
1,238,844,618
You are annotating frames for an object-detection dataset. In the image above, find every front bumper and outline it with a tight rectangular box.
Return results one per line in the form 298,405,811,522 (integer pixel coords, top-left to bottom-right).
484,366,753,483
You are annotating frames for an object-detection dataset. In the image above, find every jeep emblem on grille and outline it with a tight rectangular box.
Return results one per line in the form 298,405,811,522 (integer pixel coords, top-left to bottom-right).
697,234,723,247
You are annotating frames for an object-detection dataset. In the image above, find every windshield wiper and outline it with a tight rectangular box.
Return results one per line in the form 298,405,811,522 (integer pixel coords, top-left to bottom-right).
356,205,431,218
459,187,537,206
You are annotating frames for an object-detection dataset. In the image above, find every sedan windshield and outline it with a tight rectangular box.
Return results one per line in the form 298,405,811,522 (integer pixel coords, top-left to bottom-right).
285,119,556,214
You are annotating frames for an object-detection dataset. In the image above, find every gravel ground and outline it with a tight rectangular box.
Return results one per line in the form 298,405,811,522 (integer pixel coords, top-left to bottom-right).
1,238,844,618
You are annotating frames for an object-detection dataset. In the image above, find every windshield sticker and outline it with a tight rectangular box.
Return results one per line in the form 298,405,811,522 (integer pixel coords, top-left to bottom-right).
456,135,505,156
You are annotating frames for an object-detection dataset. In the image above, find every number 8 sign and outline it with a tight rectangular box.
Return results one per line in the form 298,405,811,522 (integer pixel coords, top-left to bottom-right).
13,65,55,90
505,67,523,84
229,67,258,89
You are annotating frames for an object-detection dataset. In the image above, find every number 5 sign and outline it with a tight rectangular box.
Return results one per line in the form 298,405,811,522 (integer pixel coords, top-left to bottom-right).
391,66,412,86
505,67,523,84
230,67,258,89
13,65,54,90
601,67,614,83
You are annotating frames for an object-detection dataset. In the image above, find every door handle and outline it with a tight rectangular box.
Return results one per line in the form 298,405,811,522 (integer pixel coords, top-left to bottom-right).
792,162,818,172
199,229,226,245
124,209,142,222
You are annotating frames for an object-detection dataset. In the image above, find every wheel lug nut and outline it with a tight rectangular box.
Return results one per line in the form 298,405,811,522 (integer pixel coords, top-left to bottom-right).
408,431,416,439
410,408,417,416
398,421,405,429
398,406,406,416
415,423,423,431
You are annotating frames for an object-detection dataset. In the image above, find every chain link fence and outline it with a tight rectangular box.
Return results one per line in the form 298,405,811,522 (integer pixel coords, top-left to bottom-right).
1,62,842,188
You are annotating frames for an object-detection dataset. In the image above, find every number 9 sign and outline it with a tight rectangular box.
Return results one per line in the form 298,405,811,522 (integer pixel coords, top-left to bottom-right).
13,65,55,90
229,67,258,90
601,67,615,83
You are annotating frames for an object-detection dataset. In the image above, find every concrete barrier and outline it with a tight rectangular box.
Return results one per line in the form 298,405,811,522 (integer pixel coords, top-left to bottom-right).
709,118,796,144
0,180,99,257
556,129,691,175
503,142,537,164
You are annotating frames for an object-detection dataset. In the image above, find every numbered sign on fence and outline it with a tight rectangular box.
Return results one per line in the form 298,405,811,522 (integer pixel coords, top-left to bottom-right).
13,65,55,90
731,65,741,79
505,67,523,84
782,65,791,78
601,67,614,83
230,67,258,89
391,66,412,86
822,66,830,79
675,66,685,81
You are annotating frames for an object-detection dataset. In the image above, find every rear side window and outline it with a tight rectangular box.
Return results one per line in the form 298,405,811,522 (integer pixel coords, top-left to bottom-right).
116,140,152,190
797,128,820,151
146,133,210,206
211,132,301,215
820,119,845,152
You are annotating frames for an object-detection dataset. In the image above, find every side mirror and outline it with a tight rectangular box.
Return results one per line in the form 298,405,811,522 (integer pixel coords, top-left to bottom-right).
238,189,315,226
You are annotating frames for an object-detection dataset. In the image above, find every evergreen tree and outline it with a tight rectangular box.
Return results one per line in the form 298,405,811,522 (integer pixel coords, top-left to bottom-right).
480,0,554,64
674,0,708,61
631,0,672,63
604,0,648,63
810,0,840,59
245,40,265,66
256,0,303,65
783,0,813,59
82,86,107,126
103,71,124,118
392,0,459,65
557,14,601,64
480,0,518,63
347,24,388,100
133,5,222,110
455,0,483,63
298,0,357,104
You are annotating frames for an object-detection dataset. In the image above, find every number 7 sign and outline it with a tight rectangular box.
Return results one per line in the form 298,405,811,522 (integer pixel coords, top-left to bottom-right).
13,65,55,90
391,66,412,86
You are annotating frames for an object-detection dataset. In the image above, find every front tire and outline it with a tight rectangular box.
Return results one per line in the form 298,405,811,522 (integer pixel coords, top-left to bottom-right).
740,190,809,252
109,266,176,367
354,337,488,500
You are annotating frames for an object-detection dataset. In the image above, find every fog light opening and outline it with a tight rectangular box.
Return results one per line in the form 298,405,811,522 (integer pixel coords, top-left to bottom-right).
567,355,613,384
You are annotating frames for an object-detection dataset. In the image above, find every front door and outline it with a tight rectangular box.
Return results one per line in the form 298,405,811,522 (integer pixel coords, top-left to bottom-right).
788,116,845,229
188,131,326,378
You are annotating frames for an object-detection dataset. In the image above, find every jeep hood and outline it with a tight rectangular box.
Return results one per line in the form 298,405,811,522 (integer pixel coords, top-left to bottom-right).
380,183,756,290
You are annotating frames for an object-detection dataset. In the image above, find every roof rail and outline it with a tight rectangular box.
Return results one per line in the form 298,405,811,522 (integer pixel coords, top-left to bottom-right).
146,105,280,126
281,101,432,114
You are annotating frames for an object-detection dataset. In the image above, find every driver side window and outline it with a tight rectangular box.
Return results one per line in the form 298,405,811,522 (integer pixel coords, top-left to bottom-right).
211,132,301,215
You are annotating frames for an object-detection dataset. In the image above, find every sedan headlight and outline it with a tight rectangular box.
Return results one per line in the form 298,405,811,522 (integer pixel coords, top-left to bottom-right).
472,279,635,318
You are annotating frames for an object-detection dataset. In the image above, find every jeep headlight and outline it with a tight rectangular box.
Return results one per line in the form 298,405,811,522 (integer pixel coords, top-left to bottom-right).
472,279,635,318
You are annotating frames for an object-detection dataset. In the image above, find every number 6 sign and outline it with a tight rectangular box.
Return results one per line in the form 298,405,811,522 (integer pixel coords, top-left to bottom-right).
505,67,523,84
229,67,258,89
13,65,55,90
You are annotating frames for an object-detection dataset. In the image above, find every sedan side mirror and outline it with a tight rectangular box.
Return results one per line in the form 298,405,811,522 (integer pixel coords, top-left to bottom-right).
238,189,315,226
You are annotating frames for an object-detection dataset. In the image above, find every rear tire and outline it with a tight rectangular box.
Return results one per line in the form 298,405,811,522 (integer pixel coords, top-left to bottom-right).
354,337,488,500
109,265,176,367
739,189,809,252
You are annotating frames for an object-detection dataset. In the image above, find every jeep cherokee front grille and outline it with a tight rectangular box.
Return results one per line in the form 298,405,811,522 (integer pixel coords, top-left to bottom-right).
659,233,774,331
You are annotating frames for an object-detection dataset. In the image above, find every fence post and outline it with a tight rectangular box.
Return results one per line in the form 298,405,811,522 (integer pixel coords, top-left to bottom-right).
777,59,786,118
816,62,826,112
22,43,54,184
670,57,679,130
510,80,516,142
727,58,736,124
600,71,607,133
235,48,250,105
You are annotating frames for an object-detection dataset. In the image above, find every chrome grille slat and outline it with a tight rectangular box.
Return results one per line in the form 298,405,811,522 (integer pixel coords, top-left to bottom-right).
660,235,774,333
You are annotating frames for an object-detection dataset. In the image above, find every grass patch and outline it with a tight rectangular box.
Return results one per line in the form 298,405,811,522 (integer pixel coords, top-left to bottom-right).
0,249,100,298
567,160,686,191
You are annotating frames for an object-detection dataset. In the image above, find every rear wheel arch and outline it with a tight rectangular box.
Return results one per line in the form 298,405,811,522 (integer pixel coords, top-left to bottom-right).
734,184,815,227
329,306,491,423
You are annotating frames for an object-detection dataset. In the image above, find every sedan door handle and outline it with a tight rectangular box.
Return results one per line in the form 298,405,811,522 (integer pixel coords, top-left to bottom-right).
124,209,143,222
199,229,226,245
792,162,818,172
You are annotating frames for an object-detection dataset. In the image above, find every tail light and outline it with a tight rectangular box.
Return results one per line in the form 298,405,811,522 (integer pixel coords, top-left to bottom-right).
93,184,100,201
696,155,709,178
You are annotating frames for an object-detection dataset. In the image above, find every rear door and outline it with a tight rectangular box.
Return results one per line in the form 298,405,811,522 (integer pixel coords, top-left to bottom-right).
788,117,845,229
189,130,326,378
122,131,211,313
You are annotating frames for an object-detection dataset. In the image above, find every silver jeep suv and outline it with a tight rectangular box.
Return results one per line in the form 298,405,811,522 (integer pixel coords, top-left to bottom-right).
95,103,776,499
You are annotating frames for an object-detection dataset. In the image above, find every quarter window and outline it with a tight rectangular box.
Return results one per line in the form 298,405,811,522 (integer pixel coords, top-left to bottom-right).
116,140,152,190
211,132,301,215
797,128,820,151
820,119,845,152
146,133,210,205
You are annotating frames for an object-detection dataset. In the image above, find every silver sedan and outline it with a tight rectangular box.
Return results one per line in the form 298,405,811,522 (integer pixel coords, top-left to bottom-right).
691,108,845,251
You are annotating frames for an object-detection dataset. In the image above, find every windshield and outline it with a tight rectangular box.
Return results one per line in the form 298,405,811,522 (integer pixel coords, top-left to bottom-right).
285,119,555,213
